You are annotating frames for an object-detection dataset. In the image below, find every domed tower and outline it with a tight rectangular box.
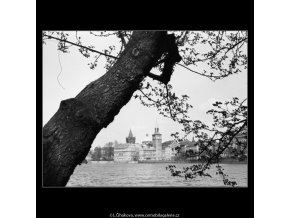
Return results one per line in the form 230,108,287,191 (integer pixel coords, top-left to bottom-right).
126,129,136,144
152,121,162,160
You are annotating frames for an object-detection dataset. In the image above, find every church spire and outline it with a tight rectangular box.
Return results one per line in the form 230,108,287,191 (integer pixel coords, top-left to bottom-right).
126,128,136,144
128,129,133,137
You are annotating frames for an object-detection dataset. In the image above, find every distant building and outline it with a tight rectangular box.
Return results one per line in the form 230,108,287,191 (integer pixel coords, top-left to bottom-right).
163,141,179,160
233,128,247,150
112,125,247,162
114,124,170,162
139,146,156,161
126,129,136,144
114,129,139,162
114,143,139,162
179,140,195,152
221,127,247,158
113,124,202,163
139,125,179,161
152,123,162,160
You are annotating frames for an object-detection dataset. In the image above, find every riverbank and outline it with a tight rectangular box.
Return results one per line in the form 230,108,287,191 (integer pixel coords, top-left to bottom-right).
138,159,247,164
88,159,247,164
91,161,114,164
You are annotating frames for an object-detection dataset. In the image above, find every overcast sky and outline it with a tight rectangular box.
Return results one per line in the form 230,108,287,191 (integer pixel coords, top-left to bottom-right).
43,31,247,149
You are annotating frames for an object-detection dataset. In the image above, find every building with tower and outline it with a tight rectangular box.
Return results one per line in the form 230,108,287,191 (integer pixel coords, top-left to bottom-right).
113,124,181,163
126,129,136,144
152,122,162,160
114,129,139,162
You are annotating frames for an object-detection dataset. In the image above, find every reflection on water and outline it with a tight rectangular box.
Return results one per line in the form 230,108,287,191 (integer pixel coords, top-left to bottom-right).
67,162,247,187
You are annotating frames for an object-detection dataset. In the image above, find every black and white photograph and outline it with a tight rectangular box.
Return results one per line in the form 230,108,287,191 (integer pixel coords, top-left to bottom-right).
43,30,248,188
5,1,290,218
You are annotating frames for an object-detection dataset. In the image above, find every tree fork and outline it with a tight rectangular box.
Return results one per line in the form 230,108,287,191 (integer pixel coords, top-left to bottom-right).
43,31,169,186
148,34,182,84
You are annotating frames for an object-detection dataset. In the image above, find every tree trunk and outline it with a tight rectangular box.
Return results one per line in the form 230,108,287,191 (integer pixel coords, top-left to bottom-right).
43,31,167,186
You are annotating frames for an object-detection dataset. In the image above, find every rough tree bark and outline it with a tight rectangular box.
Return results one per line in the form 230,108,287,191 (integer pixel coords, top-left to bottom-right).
43,31,175,186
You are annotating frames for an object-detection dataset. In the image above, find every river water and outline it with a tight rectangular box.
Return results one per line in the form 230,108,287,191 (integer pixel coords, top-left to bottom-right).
67,162,247,187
